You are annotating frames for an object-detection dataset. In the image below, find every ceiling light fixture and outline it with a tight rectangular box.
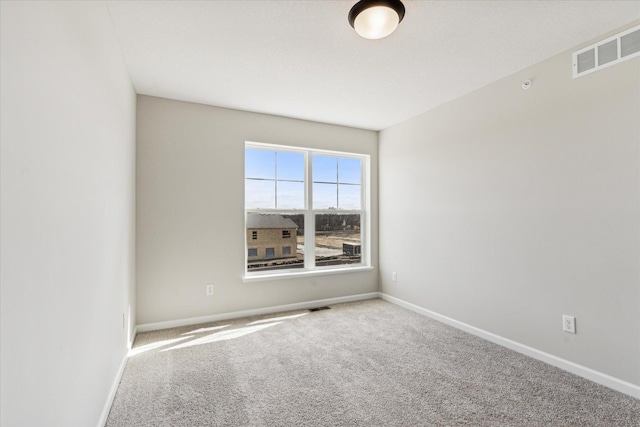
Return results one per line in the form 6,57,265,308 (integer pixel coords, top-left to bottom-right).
348,0,405,40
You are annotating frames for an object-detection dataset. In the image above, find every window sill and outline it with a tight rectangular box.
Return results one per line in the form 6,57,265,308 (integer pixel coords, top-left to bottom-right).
242,266,375,283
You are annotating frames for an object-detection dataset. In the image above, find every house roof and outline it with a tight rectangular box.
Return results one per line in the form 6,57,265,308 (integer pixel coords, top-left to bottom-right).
247,213,298,229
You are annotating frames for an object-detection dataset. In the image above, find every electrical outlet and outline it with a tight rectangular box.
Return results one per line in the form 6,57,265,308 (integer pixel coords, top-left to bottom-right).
206,284,214,296
392,272,397,282
563,315,576,334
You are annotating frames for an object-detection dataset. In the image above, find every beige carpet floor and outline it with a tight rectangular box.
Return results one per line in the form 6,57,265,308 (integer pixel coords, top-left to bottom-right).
106,299,639,426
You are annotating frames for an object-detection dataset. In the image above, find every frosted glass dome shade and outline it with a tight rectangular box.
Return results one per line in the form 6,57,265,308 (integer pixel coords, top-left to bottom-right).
348,0,405,40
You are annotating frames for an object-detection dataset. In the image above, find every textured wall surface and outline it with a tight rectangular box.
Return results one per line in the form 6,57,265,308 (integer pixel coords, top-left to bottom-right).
1,2,136,426
136,96,378,325
379,25,640,386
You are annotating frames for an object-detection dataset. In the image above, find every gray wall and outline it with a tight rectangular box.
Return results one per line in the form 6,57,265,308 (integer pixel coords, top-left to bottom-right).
136,96,378,325
379,26,640,386
0,2,136,426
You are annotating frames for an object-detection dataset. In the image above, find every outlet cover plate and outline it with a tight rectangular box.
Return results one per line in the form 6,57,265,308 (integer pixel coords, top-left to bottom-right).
563,315,576,334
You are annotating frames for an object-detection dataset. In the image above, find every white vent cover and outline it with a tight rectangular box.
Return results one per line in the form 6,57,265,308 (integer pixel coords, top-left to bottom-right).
573,24,640,78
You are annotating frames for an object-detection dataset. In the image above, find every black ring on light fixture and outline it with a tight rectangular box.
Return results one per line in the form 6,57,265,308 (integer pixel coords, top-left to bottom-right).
348,0,406,29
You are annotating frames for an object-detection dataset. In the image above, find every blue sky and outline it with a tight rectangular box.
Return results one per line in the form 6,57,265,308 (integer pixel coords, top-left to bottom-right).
246,148,361,210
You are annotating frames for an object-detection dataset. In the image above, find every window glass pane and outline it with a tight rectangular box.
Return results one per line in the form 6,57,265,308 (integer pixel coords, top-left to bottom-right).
245,179,275,209
315,214,361,267
277,181,304,209
246,144,368,275
338,158,361,184
245,149,275,179
338,184,361,210
313,155,337,183
313,183,337,209
246,213,304,272
277,151,304,181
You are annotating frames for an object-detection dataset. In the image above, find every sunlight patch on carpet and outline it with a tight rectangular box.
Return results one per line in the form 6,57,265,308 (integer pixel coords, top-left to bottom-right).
182,324,231,335
128,336,194,357
248,312,308,325
163,322,283,351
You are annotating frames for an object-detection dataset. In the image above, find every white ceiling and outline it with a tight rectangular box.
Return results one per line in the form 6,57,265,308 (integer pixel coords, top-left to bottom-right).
106,1,640,131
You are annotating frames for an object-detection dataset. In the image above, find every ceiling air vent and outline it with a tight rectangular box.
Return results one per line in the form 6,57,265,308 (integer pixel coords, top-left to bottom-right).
573,24,640,78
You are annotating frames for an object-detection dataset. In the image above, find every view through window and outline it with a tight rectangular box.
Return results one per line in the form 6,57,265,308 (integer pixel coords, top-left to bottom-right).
245,143,367,274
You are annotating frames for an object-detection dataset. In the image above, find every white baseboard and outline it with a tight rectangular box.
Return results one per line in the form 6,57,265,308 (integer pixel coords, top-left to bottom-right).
136,292,380,333
97,351,128,427
100,293,377,425
380,293,640,400
98,329,138,427
130,326,138,349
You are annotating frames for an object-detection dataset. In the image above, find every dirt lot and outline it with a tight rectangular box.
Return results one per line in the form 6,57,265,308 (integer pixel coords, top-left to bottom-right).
248,231,361,271
301,230,360,249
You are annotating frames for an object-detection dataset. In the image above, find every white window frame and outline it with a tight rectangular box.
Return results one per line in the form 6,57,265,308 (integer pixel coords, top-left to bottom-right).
244,141,372,281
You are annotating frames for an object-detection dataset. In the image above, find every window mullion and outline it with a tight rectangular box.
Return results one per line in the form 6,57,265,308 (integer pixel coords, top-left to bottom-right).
359,209,366,266
335,157,339,209
305,151,315,269
274,152,278,209
362,156,369,266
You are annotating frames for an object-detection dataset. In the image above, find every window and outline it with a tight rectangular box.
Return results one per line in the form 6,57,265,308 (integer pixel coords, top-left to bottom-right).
245,142,369,276
248,248,258,257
